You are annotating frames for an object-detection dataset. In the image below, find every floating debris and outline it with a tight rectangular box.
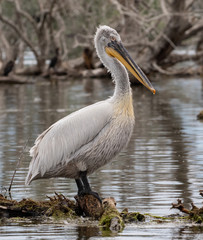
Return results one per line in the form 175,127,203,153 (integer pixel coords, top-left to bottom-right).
171,190,203,223
197,110,203,120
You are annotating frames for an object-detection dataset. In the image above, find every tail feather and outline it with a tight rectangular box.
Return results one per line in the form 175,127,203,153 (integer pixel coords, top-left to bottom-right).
25,172,33,185
25,166,39,185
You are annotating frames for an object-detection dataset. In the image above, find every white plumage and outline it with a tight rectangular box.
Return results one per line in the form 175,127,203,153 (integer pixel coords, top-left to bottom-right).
25,26,155,199
26,101,113,183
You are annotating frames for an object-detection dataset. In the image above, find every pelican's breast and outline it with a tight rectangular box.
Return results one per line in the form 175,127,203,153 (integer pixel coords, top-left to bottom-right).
113,93,134,119
67,94,135,176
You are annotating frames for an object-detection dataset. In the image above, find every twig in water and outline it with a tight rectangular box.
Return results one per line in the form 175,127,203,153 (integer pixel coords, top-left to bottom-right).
8,139,29,195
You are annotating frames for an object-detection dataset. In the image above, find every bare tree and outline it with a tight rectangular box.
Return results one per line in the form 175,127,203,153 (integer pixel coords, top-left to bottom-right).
0,0,202,77
0,0,58,72
110,0,203,75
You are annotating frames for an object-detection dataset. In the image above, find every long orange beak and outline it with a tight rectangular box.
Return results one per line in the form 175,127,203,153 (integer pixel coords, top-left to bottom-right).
105,41,155,94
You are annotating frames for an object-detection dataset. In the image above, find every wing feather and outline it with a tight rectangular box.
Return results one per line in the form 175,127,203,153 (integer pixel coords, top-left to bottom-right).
25,100,113,184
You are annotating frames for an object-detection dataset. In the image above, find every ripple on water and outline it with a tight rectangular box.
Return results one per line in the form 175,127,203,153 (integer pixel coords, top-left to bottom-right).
0,77,203,239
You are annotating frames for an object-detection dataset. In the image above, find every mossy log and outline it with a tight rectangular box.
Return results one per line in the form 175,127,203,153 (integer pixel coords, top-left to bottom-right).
100,197,124,232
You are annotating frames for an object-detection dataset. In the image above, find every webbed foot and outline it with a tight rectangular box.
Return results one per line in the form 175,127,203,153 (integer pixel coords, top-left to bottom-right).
78,190,102,203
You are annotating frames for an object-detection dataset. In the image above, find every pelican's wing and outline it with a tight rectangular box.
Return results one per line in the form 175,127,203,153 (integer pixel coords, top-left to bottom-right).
25,100,113,184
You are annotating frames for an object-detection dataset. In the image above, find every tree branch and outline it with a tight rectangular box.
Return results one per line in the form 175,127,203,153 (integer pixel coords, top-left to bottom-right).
14,0,38,33
0,14,39,60
39,0,57,33
184,20,203,40
152,61,201,76
163,51,203,66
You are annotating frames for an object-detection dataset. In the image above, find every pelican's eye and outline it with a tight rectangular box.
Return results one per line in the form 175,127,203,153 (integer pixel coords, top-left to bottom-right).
110,36,116,42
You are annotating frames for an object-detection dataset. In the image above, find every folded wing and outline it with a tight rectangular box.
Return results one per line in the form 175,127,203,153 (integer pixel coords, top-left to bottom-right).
25,100,113,184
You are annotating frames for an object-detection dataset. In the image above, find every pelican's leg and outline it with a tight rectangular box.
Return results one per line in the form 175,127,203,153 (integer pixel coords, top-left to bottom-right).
75,178,84,194
78,171,102,203
80,171,92,192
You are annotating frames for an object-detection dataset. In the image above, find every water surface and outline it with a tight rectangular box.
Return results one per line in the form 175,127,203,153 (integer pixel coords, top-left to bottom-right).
0,76,203,239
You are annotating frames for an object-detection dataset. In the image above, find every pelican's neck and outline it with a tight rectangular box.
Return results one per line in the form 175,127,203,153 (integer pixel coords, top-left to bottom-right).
95,41,131,100
110,59,131,99
107,59,134,117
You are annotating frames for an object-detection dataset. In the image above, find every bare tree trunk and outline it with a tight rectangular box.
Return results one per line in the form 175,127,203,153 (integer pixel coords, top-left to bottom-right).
154,1,191,64
0,0,202,77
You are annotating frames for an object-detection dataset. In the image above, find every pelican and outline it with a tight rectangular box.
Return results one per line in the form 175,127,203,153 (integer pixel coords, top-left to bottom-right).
25,26,155,201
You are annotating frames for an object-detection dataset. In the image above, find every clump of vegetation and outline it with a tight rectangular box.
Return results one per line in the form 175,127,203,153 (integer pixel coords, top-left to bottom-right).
2,191,203,233
0,193,77,219
0,194,145,232
120,208,145,223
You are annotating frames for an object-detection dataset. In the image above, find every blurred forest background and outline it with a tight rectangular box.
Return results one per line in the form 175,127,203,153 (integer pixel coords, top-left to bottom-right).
0,0,202,82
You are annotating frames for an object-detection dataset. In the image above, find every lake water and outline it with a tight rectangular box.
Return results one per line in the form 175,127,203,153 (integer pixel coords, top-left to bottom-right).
0,75,203,239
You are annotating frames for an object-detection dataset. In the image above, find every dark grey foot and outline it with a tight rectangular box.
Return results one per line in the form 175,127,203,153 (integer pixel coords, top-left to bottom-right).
78,190,102,203
75,171,102,203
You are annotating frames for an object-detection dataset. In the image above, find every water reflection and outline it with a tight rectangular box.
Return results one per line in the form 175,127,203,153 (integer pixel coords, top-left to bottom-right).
0,76,203,239
1,223,203,240
76,226,101,239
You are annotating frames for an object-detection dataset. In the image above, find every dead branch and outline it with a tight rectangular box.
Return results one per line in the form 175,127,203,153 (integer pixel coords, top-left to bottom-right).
186,0,196,10
39,0,57,33
0,12,39,62
163,50,203,66
14,0,38,33
171,196,203,223
171,199,191,214
152,61,201,76
0,0,202,77
8,140,29,194
184,20,203,40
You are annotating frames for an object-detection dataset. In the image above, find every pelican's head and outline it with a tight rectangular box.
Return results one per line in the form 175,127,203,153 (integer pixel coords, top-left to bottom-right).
94,25,155,94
